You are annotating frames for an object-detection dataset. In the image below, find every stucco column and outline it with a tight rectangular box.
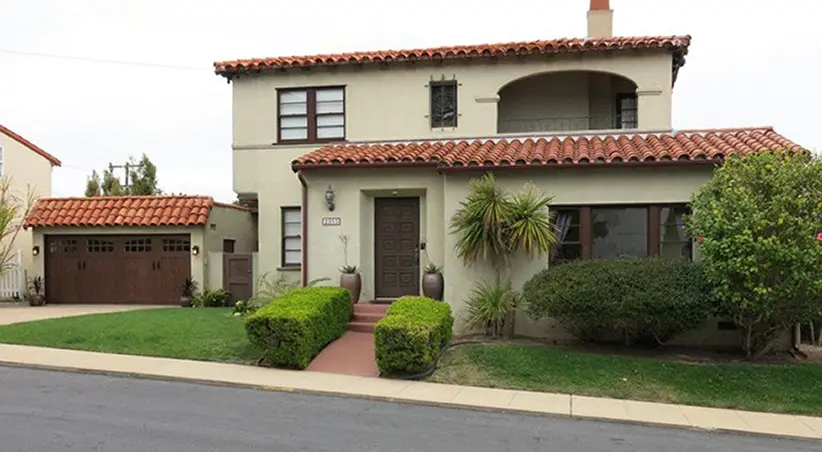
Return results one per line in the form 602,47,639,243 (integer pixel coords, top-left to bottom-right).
636,88,672,131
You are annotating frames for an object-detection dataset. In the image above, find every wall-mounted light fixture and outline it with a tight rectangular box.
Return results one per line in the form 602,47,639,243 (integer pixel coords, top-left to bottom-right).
32,245,40,256
325,185,335,211
191,245,200,256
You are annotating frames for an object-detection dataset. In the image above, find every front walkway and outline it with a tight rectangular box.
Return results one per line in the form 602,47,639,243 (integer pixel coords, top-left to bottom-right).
0,305,164,326
0,343,820,440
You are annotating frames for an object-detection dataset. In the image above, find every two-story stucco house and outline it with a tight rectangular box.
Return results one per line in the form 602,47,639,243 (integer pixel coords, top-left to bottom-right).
214,1,801,342
0,124,61,296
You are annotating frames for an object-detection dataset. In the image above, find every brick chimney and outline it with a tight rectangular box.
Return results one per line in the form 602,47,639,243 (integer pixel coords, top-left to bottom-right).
587,0,613,38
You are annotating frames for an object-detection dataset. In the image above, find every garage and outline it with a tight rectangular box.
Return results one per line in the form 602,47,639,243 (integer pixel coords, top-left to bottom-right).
25,194,258,305
45,234,192,304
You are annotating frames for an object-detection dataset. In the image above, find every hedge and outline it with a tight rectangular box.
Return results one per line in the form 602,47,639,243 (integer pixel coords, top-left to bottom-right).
374,296,454,376
245,287,351,369
522,258,716,346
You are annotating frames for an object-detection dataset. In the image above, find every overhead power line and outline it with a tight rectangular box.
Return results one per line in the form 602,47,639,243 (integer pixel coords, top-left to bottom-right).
0,48,210,71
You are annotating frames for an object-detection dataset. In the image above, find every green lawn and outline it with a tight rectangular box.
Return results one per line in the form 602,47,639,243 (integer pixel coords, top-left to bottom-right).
0,308,259,364
428,343,822,416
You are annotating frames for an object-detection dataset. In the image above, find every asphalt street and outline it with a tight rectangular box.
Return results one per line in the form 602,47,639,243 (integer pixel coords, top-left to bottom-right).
0,365,818,451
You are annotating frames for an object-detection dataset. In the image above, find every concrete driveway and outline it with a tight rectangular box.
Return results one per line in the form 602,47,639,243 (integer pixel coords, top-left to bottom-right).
0,304,167,326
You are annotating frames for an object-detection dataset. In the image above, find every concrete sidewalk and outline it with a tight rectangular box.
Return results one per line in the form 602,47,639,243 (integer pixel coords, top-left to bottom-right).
0,305,164,325
0,343,820,440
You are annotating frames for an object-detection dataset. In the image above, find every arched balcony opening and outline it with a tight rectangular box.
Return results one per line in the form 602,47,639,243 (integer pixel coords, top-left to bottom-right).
497,71,638,134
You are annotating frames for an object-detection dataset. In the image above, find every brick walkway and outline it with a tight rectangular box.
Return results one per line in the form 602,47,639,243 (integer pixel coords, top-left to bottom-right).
305,303,388,377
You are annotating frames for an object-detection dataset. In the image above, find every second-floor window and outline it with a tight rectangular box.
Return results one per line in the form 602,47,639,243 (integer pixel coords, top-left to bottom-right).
430,81,458,128
616,93,638,129
278,87,345,143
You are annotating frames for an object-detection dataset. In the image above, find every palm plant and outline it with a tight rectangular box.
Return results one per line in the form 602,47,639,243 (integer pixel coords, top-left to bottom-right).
450,172,556,337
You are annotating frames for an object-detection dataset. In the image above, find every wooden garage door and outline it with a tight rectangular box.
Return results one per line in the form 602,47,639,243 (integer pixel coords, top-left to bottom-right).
45,234,191,305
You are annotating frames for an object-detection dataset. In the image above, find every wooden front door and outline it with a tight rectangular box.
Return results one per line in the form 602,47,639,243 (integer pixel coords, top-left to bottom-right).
223,254,253,305
374,197,420,299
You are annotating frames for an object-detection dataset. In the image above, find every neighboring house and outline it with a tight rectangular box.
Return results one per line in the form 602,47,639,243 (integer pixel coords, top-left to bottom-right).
23,195,257,304
0,124,62,296
214,1,801,345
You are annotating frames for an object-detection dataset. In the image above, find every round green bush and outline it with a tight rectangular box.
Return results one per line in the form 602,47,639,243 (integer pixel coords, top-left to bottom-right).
522,258,716,346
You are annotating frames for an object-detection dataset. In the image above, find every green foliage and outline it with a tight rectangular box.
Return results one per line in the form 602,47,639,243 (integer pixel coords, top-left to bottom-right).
339,265,359,274
244,287,351,369
688,151,822,358
84,154,162,196
181,277,198,298
0,177,37,272
192,288,231,307
241,272,330,315
450,172,557,267
374,296,454,375
522,259,715,346
449,172,556,337
423,262,443,274
463,281,519,337
232,300,252,316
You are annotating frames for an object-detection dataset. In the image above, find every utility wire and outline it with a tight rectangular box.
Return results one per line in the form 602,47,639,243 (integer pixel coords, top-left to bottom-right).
0,48,211,71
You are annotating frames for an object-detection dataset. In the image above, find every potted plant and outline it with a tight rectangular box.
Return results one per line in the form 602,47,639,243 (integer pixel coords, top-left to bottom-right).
181,276,198,308
339,265,361,306
422,263,444,301
338,234,361,305
29,276,45,307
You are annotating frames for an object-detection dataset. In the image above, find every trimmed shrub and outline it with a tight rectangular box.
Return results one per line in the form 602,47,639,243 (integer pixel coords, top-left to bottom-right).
375,296,454,376
245,287,351,369
522,258,715,346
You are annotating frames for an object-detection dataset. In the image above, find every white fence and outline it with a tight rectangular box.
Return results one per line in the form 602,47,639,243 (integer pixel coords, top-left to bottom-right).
0,250,25,300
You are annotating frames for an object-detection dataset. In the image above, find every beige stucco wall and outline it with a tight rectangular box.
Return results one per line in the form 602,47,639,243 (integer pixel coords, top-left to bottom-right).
298,165,764,349
29,226,206,286
202,204,257,290
231,51,675,286
0,133,54,281
231,51,673,151
301,169,445,301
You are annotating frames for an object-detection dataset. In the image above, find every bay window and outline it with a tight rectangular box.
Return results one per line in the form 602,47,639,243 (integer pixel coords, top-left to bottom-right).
550,204,692,264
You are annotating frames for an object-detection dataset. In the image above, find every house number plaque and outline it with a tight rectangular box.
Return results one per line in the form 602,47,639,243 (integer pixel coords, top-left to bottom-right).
322,217,342,226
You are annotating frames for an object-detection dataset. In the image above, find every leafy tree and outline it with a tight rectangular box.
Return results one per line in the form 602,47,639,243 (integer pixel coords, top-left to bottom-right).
84,154,161,196
0,177,37,272
450,172,556,337
687,151,822,359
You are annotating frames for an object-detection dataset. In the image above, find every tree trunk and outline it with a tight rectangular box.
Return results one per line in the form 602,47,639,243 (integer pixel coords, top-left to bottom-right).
810,321,816,345
744,325,753,359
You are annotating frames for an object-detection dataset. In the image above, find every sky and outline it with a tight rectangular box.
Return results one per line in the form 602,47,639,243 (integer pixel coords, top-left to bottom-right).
1,0,820,201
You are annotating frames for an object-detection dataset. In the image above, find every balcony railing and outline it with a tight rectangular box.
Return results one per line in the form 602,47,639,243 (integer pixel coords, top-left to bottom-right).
497,115,637,134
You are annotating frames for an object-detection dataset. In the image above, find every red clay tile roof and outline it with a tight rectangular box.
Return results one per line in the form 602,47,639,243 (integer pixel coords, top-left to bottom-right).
291,127,802,171
23,195,222,228
0,125,62,166
214,35,691,80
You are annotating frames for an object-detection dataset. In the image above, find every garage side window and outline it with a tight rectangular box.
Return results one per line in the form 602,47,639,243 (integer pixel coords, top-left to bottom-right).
87,238,115,253
124,238,152,252
162,238,190,252
281,207,301,267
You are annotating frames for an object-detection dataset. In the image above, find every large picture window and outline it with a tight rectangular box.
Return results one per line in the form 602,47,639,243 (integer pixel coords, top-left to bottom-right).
550,204,692,265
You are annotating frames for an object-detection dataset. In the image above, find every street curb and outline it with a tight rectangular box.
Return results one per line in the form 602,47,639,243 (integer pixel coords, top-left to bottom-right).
2,359,818,442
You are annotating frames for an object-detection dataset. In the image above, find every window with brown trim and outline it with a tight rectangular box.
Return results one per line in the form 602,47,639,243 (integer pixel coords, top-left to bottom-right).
659,205,692,260
550,203,692,265
551,208,582,264
281,207,302,266
278,87,345,143
430,81,458,128
616,93,638,129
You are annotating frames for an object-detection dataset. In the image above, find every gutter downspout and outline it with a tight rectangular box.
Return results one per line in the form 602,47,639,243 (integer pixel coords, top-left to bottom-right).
297,171,309,287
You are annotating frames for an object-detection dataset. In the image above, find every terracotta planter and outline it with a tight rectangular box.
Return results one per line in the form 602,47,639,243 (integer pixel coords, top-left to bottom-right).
339,273,362,305
28,295,45,307
180,296,192,308
422,272,444,301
